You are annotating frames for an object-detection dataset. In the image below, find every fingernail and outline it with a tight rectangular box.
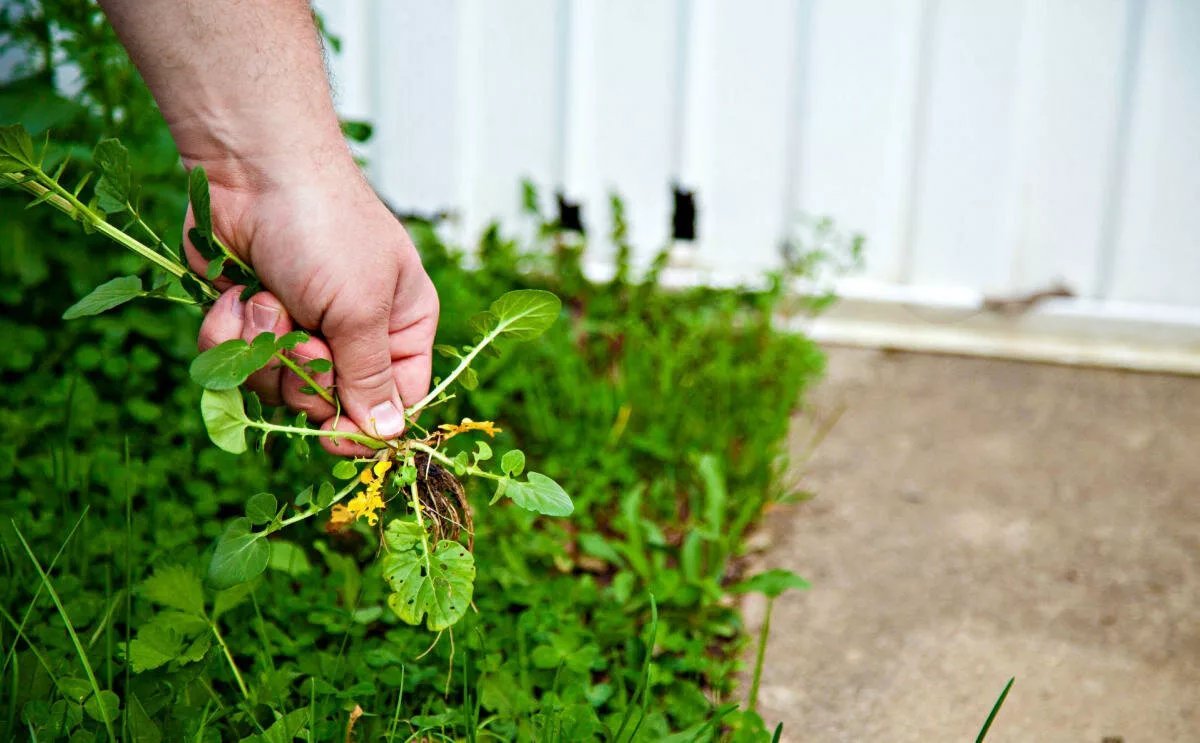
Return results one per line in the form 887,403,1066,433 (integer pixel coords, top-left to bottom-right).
250,302,279,333
369,401,405,438
230,295,244,320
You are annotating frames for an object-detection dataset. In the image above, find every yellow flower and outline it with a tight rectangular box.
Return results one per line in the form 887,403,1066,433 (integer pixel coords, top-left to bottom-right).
438,418,502,440
328,459,392,529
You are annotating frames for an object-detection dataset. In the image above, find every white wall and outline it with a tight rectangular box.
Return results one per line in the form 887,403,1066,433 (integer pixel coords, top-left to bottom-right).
316,0,1200,360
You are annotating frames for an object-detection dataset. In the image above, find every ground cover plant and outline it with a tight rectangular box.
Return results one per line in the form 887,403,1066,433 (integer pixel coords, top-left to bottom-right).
0,2,830,740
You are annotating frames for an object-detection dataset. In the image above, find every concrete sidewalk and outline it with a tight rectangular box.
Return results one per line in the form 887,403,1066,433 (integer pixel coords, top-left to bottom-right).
745,348,1200,741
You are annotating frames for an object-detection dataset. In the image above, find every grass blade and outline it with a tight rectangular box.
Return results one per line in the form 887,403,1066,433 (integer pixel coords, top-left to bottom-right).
975,677,1015,743
11,519,117,743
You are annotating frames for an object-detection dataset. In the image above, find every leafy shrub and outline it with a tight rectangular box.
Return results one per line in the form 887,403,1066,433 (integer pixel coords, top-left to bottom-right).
0,3,829,739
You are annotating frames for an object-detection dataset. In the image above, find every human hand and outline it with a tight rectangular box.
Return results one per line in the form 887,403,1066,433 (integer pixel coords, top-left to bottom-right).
184,160,439,457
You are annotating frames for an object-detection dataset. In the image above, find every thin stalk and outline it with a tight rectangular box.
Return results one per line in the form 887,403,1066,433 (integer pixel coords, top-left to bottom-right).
1,171,205,290
748,597,773,711
273,351,336,405
273,478,360,530
209,622,250,701
408,480,435,591
249,419,384,450
124,201,173,257
11,521,116,743
406,326,504,416
407,441,502,481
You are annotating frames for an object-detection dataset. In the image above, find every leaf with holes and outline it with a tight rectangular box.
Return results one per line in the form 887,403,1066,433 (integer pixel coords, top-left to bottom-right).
381,519,475,631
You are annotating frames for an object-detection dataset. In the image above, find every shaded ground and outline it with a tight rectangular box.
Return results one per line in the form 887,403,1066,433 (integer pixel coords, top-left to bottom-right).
745,348,1200,742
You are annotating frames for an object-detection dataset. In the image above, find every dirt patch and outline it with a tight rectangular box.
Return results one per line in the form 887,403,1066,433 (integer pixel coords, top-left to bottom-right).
745,347,1200,741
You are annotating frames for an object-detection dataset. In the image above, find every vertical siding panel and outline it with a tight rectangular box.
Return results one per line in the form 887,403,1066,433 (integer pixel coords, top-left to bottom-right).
563,0,679,267
794,0,927,285
453,0,562,244
1108,0,1200,306
1004,1,1126,297
683,0,798,278
367,1,460,214
907,0,1026,293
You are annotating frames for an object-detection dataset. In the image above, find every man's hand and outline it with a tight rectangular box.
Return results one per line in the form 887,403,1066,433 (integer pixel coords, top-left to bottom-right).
189,164,438,456
97,0,440,454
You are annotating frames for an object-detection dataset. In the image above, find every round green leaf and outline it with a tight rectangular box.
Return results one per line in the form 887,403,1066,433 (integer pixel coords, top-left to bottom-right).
331,460,359,480
506,472,573,517
189,333,277,390
487,289,561,341
83,690,120,724
207,517,269,590
381,520,475,631
200,388,249,454
501,449,525,477
244,492,278,525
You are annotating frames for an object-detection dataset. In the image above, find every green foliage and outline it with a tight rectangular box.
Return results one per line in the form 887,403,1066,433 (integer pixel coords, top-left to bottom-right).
381,520,476,631
61,274,142,319
0,3,834,740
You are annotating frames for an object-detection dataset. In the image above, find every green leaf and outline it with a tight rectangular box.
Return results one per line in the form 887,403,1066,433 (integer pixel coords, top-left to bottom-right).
187,167,217,258
474,440,493,463
729,568,810,599
501,449,525,477
127,693,162,743
381,520,475,631
207,517,269,590
331,460,358,480
212,583,255,621
126,623,184,672
275,330,309,350
83,691,120,724
139,565,205,616
245,492,278,525
62,275,143,319
476,289,561,341
306,358,332,373
56,678,92,702
190,333,277,389
267,540,312,577
92,138,130,213
506,472,573,517
315,481,335,508
200,388,250,454
0,124,34,172
249,708,310,743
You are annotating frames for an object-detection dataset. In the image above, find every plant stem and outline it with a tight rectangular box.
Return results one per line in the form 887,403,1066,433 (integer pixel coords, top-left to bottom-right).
1,171,208,293
406,441,503,481
409,480,435,579
273,352,336,406
406,327,503,416
248,419,385,450
748,597,773,712
11,520,117,743
209,622,250,701
272,479,361,530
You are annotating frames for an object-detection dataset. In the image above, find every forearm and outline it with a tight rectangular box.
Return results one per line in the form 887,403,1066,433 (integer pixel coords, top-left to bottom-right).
99,0,353,190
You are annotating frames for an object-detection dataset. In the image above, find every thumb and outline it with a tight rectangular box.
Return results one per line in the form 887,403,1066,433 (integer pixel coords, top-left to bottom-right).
324,307,405,439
